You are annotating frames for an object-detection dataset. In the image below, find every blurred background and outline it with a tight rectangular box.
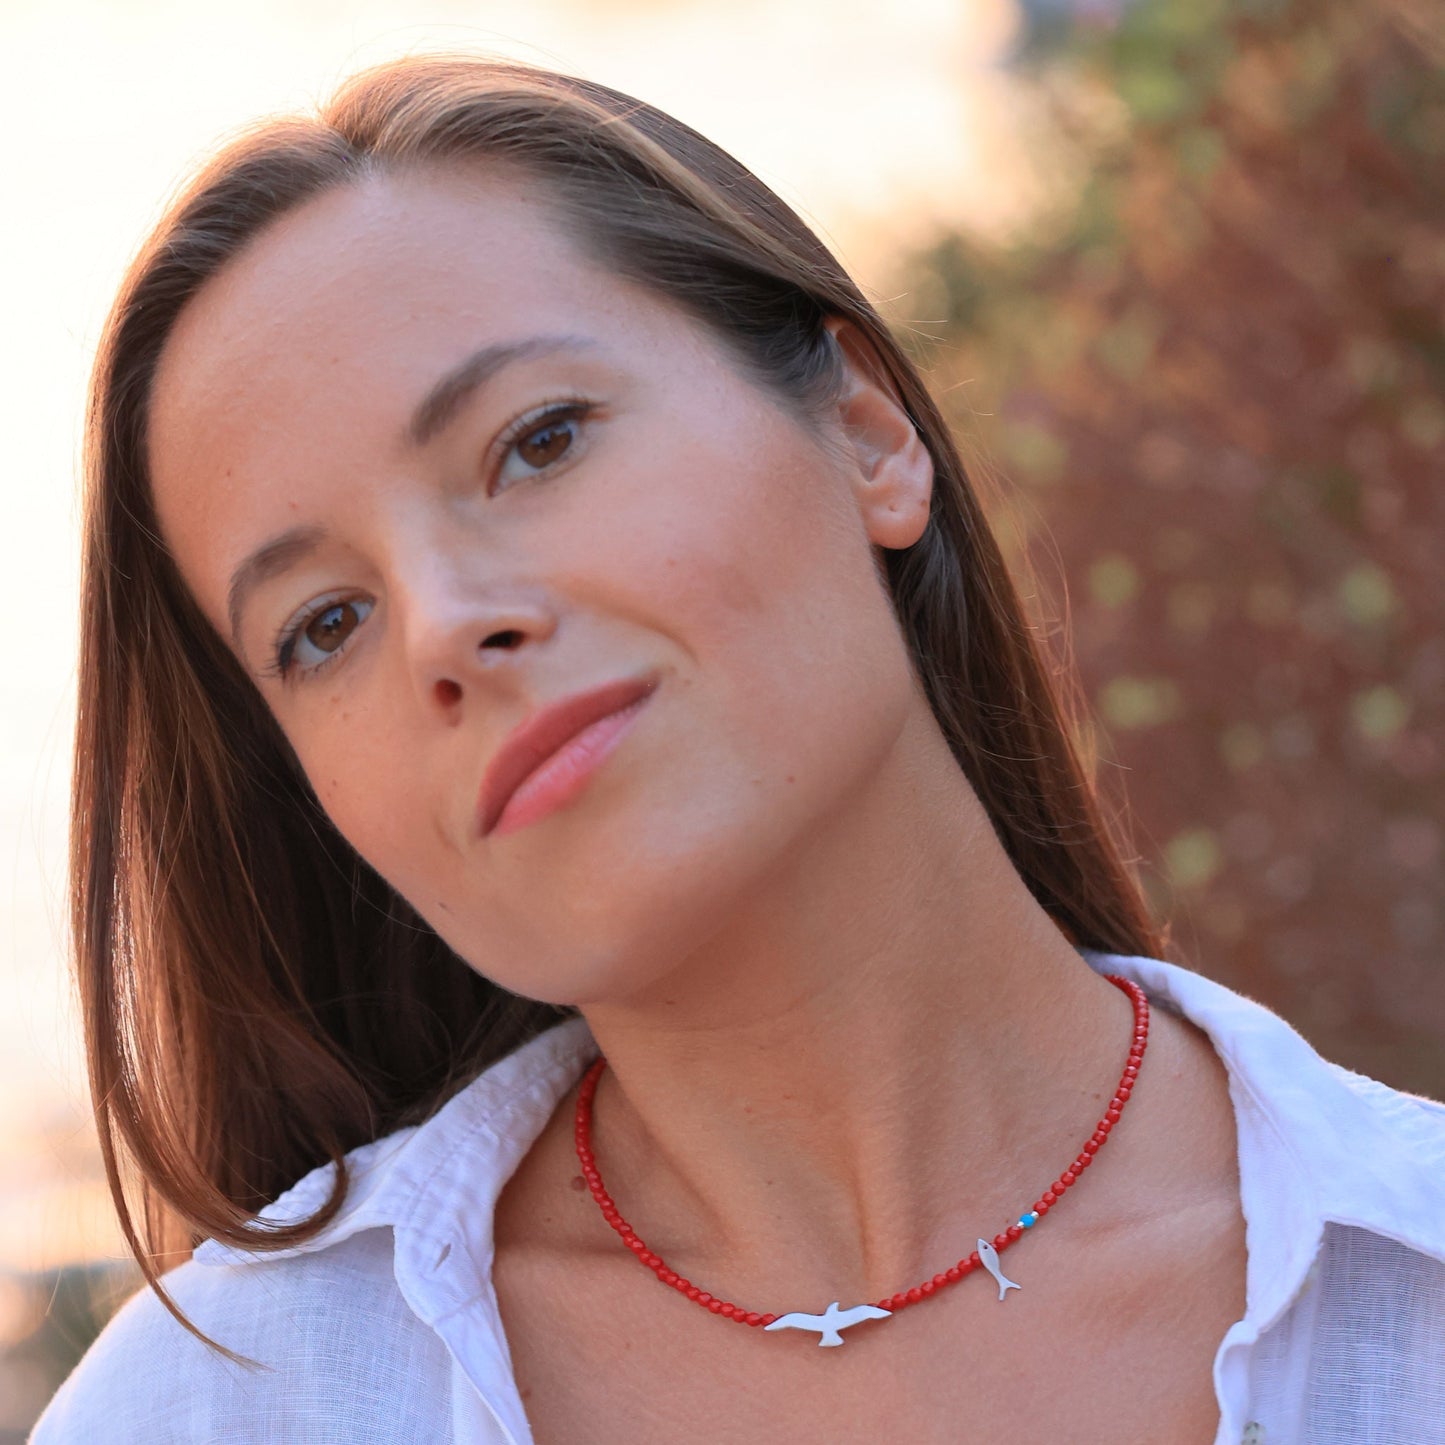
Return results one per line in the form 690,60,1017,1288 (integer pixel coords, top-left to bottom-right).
1,0,1440,1433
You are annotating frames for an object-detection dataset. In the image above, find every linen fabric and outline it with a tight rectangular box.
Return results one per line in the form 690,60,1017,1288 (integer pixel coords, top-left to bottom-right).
30,950,1445,1444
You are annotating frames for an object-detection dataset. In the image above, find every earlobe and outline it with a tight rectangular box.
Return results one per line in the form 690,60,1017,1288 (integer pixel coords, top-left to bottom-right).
826,318,934,552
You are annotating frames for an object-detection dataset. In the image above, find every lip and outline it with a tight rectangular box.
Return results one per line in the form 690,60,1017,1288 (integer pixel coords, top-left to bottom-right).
479,673,660,838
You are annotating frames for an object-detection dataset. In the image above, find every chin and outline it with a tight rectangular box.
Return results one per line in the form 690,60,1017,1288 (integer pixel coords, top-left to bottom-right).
441,854,762,1011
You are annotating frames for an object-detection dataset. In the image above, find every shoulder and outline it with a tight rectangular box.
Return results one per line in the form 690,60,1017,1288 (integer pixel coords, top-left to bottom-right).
29,1230,452,1444
1082,950,1445,1255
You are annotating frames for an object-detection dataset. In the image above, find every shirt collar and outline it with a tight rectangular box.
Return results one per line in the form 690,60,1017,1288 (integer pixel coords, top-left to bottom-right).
193,1014,598,1301
1078,948,1445,1329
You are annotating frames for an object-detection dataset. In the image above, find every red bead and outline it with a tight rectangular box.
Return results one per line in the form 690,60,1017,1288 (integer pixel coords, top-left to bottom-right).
1006,1224,1024,1240
708,1299,724,1314
1075,1154,1091,1169
1061,1170,1077,1185
993,1232,1009,1249
661,1270,678,1286
1083,1140,1099,1154
921,1281,936,1296
1042,1190,1058,1205
907,1287,923,1303
1106,1108,1122,1123
933,1272,949,1287
696,1292,712,1306
761,1314,777,1327
945,1266,963,1282
745,1313,763,1327
684,1286,700,1300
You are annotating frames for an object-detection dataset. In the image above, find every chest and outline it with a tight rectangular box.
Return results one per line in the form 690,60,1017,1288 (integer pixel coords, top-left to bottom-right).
493,1219,1243,1445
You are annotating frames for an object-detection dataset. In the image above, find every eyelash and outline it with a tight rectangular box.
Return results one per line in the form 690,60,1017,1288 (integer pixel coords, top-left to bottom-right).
490,397,595,493
261,595,366,684
263,397,596,684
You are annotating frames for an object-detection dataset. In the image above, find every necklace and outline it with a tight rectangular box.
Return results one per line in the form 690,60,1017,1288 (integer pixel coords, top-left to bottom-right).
573,973,1149,1346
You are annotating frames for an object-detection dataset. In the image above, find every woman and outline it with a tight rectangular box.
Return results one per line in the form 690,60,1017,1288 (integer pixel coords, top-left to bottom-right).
34,54,1445,1444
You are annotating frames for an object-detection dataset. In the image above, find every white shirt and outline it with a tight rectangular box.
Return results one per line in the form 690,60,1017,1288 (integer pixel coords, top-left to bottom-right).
31,950,1445,1444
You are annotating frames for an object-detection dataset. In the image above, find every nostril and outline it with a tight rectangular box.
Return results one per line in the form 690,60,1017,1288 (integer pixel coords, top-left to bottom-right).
434,678,463,708
483,628,526,650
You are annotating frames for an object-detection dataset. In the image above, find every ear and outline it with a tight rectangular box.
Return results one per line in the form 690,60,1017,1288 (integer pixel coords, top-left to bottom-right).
825,317,933,552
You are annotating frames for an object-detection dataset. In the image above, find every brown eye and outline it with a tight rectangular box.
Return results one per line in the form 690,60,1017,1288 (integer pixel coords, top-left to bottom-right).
274,596,375,680
495,403,592,492
516,416,576,469
304,600,363,654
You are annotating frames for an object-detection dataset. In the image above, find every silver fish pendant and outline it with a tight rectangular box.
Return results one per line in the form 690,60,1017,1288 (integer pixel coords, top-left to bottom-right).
977,1239,1021,1301
763,1300,892,1346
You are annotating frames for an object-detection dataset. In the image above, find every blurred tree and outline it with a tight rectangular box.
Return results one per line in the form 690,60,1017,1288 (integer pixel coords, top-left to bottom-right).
890,0,1444,1094
0,1263,136,1442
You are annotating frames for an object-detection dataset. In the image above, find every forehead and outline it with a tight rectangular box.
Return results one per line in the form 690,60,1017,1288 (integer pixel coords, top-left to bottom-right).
146,168,726,611
150,168,650,457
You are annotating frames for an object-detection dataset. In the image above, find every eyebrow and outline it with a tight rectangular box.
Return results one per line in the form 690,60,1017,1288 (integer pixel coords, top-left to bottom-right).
405,333,595,449
227,524,328,648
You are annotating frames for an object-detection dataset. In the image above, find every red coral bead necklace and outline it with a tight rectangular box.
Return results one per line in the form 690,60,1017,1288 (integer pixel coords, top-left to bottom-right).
572,973,1150,1346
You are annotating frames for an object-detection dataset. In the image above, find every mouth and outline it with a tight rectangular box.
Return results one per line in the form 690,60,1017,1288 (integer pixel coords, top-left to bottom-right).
479,673,660,839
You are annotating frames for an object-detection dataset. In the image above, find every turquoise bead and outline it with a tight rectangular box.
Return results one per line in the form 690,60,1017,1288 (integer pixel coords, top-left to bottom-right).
1019,1212,1037,1228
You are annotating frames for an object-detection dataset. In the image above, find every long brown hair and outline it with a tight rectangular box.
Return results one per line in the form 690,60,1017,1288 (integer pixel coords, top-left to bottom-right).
75,53,1169,1340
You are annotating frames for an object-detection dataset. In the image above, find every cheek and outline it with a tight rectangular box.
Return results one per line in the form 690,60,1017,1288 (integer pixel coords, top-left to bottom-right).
604,419,874,693
677,440,897,740
577,416,913,862
290,703,425,872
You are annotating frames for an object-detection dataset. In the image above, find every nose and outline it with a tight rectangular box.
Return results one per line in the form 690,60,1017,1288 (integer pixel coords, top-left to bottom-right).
398,569,559,718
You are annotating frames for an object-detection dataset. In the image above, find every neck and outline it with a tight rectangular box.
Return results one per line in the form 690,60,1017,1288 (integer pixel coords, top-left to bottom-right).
574,705,1138,1306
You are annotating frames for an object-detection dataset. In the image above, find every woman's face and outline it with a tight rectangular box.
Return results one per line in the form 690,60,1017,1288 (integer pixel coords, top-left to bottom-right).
148,168,931,1005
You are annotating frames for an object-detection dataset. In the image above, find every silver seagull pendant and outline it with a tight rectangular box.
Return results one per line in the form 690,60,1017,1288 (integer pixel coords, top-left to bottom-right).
976,1239,1021,1301
763,1300,892,1346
